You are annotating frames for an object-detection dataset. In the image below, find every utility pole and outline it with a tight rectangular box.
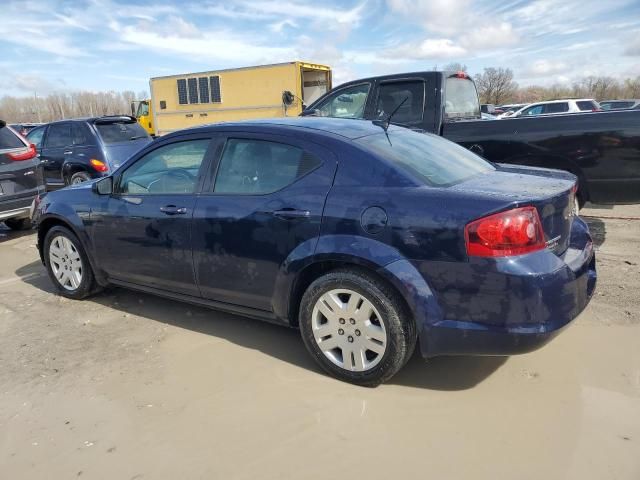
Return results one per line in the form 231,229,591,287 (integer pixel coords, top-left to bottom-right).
34,92,42,123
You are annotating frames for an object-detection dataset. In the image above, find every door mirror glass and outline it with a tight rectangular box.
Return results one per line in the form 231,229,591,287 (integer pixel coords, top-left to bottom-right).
93,176,113,195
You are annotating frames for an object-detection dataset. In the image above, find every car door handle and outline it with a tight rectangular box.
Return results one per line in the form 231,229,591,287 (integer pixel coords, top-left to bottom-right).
270,208,311,219
160,205,187,215
63,150,73,155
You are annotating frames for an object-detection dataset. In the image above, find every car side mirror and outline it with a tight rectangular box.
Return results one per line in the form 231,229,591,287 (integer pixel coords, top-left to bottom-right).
93,176,113,195
300,108,319,117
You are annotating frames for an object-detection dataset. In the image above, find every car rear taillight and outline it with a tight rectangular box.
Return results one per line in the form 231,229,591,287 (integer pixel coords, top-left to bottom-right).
465,206,546,257
7,143,37,161
89,159,108,172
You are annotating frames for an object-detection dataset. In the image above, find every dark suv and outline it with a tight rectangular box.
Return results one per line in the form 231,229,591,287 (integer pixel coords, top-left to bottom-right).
0,120,46,230
26,116,152,187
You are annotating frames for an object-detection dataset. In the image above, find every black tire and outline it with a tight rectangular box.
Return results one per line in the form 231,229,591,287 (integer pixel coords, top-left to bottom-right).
299,269,416,387
43,225,99,299
4,217,32,231
69,171,91,185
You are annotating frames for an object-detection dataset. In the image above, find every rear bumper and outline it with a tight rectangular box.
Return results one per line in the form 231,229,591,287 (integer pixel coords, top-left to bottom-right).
416,217,597,357
0,191,43,221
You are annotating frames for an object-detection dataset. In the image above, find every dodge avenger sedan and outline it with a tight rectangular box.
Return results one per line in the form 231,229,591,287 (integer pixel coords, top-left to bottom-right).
34,118,596,386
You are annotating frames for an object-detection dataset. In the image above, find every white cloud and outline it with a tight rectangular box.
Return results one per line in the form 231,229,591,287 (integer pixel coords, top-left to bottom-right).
523,59,567,77
624,35,640,56
460,23,519,51
385,38,467,60
270,19,299,33
116,26,294,64
387,0,473,36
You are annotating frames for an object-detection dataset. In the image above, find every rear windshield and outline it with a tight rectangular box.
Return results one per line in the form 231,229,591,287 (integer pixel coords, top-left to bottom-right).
0,126,25,150
444,77,481,120
356,128,494,187
577,101,598,111
95,121,149,144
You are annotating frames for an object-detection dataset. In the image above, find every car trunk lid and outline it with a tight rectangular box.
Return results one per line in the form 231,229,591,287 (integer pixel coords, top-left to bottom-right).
453,165,577,256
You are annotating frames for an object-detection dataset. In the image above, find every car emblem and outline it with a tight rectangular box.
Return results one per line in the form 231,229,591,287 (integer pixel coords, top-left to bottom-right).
546,235,561,250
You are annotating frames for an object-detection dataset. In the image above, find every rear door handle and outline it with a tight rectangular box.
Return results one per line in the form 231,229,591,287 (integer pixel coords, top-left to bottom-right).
270,208,311,219
160,205,187,215
63,150,73,155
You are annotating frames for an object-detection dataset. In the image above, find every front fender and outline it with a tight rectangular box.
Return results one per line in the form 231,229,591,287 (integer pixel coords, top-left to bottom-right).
36,198,105,284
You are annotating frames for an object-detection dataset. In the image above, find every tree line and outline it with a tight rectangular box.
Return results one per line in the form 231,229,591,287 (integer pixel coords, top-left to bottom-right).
445,63,640,106
0,90,147,124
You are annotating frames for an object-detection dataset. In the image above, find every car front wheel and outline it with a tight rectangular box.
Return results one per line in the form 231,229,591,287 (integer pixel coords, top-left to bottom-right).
44,225,98,299
299,269,416,386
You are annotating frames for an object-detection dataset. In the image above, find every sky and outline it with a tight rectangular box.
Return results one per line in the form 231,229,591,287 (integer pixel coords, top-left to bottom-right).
1,0,640,97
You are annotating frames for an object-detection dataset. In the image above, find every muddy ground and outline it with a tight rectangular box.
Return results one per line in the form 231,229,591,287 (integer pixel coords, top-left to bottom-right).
1,205,639,479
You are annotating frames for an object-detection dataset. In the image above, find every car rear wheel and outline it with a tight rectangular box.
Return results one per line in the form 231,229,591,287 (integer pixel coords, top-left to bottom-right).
4,217,32,231
299,269,416,386
44,226,98,299
70,171,91,185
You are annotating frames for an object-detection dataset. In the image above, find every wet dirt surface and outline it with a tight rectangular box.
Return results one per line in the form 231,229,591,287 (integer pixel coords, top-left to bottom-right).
1,206,639,479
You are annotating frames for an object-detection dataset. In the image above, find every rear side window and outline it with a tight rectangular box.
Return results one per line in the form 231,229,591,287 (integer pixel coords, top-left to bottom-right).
356,129,494,187
72,124,90,145
444,77,481,120
95,122,148,144
0,126,25,149
214,139,321,194
577,101,598,111
522,105,544,116
375,81,425,124
45,123,72,148
544,103,569,114
26,127,45,148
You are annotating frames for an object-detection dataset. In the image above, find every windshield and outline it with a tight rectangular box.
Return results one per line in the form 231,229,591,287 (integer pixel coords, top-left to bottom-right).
95,121,149,144
356,128,494,187
444,77,481,120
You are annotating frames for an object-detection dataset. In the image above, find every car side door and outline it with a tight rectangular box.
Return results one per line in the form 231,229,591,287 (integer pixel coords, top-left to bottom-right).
39,123,72,187
90,135,215,296
192,133,337,313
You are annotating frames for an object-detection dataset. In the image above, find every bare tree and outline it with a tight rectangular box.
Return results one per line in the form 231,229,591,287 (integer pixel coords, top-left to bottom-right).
473,67,517,105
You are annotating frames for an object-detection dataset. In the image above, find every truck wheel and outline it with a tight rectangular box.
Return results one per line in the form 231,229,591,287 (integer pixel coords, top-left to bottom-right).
43,225,99,299
70,171,91,185
299,269,416,387
4,217,32,231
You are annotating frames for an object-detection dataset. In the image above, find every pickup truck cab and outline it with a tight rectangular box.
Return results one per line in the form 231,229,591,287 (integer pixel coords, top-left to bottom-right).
303,72,640,204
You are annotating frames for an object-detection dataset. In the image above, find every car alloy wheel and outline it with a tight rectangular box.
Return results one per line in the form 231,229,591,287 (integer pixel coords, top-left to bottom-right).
48,235,83,291
311,288,387,372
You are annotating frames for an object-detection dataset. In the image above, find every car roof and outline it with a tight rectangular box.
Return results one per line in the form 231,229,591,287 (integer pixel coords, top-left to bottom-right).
171,117,399,140
527,99,594,105
47,115,136,125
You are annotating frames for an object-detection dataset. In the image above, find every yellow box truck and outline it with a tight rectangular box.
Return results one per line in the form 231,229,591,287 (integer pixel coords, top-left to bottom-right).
143,61,331,136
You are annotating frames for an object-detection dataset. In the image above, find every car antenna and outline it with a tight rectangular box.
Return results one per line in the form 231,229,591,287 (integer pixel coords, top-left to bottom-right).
372,96,409,133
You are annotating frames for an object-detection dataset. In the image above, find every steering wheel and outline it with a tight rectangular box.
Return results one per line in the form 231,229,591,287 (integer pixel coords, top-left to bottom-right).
166,168,195,181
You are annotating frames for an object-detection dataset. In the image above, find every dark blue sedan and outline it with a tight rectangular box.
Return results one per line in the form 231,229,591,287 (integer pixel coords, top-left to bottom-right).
35,118,596,386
